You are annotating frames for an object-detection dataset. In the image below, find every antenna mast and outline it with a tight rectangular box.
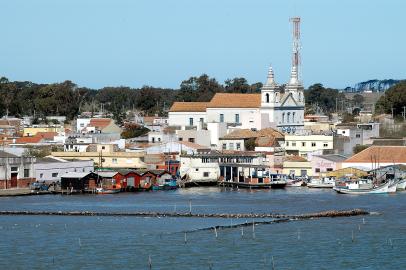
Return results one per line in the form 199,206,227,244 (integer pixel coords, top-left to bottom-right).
290,17,301,81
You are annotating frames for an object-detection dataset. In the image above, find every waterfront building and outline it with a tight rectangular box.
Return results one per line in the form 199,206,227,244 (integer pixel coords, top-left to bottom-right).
0,150,36,189
34,157,94,183
342,146,406,170
218,128,284,151
282,155,312,177
310,154,348,177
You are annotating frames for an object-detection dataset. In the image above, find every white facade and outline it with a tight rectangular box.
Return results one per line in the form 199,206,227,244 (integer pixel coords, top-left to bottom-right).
176,130,211,147
285,134,334,158
179,155,220,182
76,118,91,132
35,158,94,183
206,108,261,130
168,112,206,128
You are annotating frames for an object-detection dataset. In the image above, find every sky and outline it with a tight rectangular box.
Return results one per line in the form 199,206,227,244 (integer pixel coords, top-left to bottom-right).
1,0,405,89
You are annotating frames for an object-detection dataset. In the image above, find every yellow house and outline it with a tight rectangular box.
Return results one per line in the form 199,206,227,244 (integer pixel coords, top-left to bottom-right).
284,134,333,158
52,144,146,169
283,155,313,177
24,125,64,137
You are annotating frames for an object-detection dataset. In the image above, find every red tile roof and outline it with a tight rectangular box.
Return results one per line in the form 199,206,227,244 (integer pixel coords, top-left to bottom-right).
169,102,210,112
89,118,112,129
207,93,261,108
344,146,406,163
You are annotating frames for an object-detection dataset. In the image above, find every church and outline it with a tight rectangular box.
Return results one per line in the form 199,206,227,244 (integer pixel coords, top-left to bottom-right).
168,64,305,134
169,18,305,135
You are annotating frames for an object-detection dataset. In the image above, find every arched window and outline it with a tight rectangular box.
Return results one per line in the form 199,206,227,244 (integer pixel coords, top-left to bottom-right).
292,112,296,123
287,112,290,123
265,93,270,103
282,113,285,123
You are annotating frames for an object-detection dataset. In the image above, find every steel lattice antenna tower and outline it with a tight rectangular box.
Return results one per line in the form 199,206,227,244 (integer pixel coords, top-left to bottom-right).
290,17,301,82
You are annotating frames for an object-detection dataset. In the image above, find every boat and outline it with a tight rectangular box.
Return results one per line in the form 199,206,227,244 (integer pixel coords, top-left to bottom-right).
388,179,399,193
95,187,121,194
333,178,390,194
307,177,335,188
152,179,178,191
286,178,305,187
396,178,406,190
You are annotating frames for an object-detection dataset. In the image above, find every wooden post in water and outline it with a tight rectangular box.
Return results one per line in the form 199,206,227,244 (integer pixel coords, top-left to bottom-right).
189,200,192,214
351,230,354,242
252,220,255,239
271,256,275,270
362,218,365,225
214,227,218,239
241,227,244,237
184,232,187,244
148,255,152,269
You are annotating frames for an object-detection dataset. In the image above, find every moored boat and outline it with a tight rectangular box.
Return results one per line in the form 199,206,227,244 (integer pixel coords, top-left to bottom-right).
307,177,335,188
333,179,390,194
95,187,121,194
396,178,406,190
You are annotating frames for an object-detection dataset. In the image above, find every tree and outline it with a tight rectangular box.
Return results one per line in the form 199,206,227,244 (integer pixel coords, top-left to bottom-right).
244,138,256,151
305,83,346,114
342,112,355,123
375,81,406,117
121,123,150,139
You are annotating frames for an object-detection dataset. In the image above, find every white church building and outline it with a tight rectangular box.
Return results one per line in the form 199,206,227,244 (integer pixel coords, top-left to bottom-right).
168,65,305,135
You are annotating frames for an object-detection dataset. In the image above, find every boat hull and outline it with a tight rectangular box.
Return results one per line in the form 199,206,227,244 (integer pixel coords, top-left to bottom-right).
396,179,406,190
307,183,333,188
333,181,390,194
219,181,286,189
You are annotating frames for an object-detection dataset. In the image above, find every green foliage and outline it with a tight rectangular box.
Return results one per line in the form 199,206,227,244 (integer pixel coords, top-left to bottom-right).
244,138,256,151
305,83,346,114
121,123,150,139
375,81,406,116
352,94,364,106
342,112,355,123
353,145,369,154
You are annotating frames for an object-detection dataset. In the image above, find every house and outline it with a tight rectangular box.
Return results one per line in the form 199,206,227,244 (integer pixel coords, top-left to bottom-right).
310,154,348,176
284,134,334,158
369,164,406,181
60,172,99,191
76,118,121,134
342,146,406,170
219,128,284,151
282,155,312,177
118,169,142,190
34,157,94,183
14,132,59,146
52,143,147,169
145,141,210,155
0,150,36,189
23,125,64,137
0,117,23,135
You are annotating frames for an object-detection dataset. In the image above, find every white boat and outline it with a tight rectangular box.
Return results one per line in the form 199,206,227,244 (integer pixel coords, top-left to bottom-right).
396,179,406,190
286,179,304,187
333,179,390,194
307,177,335,188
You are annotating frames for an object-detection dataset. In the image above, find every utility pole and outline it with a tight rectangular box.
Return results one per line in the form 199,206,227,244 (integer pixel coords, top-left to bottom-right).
403,106,406,122
391,107,394,119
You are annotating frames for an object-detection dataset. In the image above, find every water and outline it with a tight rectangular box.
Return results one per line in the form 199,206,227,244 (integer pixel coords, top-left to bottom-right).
0,187,405,269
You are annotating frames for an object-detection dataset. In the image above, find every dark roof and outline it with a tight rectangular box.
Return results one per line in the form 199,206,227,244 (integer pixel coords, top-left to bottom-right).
313,154,348,163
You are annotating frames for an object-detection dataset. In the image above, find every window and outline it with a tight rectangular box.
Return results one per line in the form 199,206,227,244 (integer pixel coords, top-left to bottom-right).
203,172,209,177
195,168,199,171
39,173,43,178
52,172,58,177
235,114,240,123
301,170,307,176
342,131,346,134
189,118,193,126
323,143,328,147
356,134,361,138
327,168,333,172
101,146,105,150
23,169,29,178
292,142,296,147
80,123,84,127
158,138,161,142
229,143,234,150
236,143,241,150
315,168,320,173
286,142,289,146
311,142,316,147
188,138,195,143
282,113,285,123
200,118,204,123
302,142,306,147
11,167,18,172
179,137,183,141
220,114,224,123
292,112,296,122
112,158,118,164
222,143,227,150
287,112,290,123
266,93,270,103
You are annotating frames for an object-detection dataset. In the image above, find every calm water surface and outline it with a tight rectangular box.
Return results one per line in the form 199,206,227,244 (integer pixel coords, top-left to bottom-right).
0,187,405,269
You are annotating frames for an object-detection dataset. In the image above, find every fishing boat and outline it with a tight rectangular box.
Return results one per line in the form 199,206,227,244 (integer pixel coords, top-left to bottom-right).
307,177,335,188
333,178,390,194
388,179,399,193
152,179,178,190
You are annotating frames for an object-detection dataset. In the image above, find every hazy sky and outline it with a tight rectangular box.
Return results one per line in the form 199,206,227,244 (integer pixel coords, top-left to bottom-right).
1,0,405,89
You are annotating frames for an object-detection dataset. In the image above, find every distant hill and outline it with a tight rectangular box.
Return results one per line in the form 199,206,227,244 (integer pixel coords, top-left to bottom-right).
344,79,401,93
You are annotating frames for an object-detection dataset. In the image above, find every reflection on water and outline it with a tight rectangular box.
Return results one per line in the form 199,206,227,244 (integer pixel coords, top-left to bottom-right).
0,187,406,269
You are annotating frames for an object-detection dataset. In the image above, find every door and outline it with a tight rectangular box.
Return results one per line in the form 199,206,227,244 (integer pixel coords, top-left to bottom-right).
10,173,18,188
